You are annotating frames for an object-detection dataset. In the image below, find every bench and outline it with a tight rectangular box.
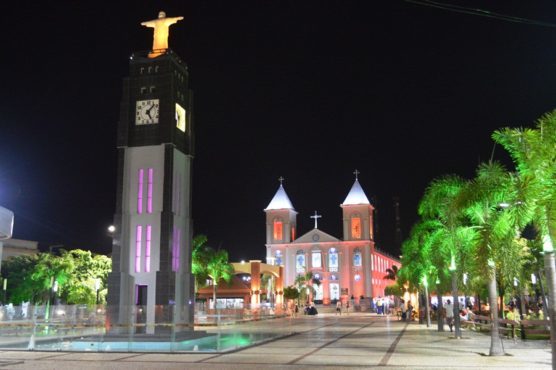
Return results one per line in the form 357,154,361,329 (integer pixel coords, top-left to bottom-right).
520,319,550,339
461,315,519,338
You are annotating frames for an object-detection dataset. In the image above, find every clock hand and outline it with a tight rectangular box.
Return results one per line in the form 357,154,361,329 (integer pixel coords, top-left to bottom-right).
146,104,154,119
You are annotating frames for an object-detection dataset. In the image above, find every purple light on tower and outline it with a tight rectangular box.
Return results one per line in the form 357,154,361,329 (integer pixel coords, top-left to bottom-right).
147,168,153,213
145,225,152,272
172,227,181,272
137,169,144,214
135,225,142,273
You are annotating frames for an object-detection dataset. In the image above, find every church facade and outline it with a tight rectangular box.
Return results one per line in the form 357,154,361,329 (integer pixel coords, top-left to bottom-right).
265,176,400,305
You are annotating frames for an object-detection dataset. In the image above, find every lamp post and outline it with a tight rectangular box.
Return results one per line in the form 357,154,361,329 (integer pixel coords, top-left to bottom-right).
541,235,556,369
94,279,101,305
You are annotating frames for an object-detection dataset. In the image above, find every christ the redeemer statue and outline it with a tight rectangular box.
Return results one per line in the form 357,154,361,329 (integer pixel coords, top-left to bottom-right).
141,11,183,58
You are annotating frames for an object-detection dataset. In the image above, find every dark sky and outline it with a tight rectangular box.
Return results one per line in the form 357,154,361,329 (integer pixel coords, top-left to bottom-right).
1,1,556,261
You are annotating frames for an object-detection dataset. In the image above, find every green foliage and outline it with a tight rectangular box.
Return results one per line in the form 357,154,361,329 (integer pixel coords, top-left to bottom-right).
384,284,404,297
283,285,300,300
1,255,39,304
1,250,111,305
493,110,556,248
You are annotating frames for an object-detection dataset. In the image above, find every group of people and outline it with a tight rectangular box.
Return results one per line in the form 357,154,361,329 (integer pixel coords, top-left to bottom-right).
288,301,319,317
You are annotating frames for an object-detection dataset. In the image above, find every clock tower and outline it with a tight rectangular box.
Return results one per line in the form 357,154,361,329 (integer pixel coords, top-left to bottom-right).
107,12,194,335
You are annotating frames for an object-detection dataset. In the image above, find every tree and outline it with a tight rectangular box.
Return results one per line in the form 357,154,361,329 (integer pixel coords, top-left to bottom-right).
192,235,212,291
418,175,474,337
206,249,234,308
1,250,111,305
60,250,111,305
1,255,38,304
383,265,399,281
458,162,526,356
294,272,316,305
493,110,556,365
283,286,300,301
31,252,73,304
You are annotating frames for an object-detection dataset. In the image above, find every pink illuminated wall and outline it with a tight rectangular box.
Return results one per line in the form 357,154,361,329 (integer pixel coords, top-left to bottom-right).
371,251,400,297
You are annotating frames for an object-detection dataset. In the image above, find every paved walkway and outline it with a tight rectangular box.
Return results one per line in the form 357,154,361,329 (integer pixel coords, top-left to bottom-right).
0,313,550,369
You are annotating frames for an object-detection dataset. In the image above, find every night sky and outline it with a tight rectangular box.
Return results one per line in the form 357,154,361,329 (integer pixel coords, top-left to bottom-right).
1,1,556,262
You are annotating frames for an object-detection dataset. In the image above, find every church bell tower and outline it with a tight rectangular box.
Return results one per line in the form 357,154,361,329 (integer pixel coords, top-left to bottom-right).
107,11,195,334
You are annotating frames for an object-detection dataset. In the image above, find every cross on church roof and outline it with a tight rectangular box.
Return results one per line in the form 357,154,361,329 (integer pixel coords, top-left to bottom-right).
278,176,284,185
310,211,322,229
353,169,360,180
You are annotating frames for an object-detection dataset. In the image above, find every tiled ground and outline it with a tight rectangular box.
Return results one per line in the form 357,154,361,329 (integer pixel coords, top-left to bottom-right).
0,313,551,369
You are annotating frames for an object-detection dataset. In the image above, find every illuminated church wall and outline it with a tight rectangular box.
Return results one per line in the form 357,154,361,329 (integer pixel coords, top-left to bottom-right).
264,175,400,304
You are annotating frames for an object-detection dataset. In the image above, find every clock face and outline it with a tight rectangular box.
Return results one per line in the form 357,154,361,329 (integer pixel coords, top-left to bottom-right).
175,103,186,132
136,99,160,125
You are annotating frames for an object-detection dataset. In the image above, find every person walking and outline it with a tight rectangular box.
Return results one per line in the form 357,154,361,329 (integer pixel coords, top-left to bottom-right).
399,299,406,321
407,301,414,321
336,301,342,316
445,299,454,332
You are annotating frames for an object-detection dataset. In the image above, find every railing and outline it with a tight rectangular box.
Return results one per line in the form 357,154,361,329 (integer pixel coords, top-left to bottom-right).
0,303,286,352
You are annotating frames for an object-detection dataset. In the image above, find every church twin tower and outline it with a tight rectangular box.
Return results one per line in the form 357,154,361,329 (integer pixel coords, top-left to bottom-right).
265,176,388,303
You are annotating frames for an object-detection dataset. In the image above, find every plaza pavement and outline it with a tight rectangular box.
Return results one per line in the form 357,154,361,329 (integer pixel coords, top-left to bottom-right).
0,312,550,369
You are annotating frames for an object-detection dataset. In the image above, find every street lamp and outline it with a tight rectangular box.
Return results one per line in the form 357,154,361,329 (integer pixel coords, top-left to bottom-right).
94,279,101,305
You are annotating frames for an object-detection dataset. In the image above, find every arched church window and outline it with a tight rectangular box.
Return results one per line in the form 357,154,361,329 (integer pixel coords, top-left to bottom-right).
351,214,361,239
275,250,282,266
273,218,283,241
296,250,305,272
353,248,362,267
328,247,338,272
312,249,322,269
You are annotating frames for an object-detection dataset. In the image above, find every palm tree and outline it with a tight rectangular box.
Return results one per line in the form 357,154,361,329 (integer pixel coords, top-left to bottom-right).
493,111,556,364
383,265,399,281
192,235,211,291
418,175,473,338
206,249,234,309
294,272,316,305
457,162,527,356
